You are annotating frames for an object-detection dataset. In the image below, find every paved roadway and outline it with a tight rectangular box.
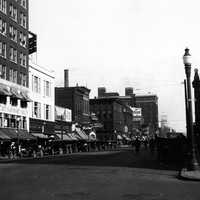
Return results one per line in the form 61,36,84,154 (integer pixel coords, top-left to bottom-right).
0,147,200,200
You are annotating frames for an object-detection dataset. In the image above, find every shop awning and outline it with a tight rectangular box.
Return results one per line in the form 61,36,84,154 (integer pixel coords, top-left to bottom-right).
20,90,32,102
75,128,89,140
10,88,23,99
0,130,11,140
0,128,36,140
32,133,49,139
56,134,73,141
67,133,78,141
0,83,11,96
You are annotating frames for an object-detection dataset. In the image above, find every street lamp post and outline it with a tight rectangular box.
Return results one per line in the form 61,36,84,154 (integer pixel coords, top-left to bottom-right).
183,48,199,171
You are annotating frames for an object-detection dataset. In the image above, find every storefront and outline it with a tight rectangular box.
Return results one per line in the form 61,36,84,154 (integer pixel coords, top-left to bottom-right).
29,118,55,136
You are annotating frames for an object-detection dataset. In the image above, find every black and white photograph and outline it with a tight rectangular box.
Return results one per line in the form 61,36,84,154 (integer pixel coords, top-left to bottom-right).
0,0,200,199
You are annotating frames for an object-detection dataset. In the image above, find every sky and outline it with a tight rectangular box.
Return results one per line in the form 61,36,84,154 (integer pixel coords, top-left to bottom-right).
29,0,200,133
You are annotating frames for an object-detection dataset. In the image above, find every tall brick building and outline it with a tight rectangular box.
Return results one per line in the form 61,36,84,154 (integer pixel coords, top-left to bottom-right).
55,86,90,125
90,97,133,141
135,94,159,133
0,0,29,87
0,0,30,135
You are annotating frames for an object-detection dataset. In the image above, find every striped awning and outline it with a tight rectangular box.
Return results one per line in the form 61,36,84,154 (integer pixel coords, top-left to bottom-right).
32,133,48,139
75,128,89,140
0,128,36,140
56,134,73,141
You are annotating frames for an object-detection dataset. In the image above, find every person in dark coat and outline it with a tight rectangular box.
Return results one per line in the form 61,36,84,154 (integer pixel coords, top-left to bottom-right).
135,137,141,153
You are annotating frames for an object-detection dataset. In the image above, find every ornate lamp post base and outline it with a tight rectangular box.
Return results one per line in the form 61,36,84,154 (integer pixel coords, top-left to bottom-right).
180,168,200,181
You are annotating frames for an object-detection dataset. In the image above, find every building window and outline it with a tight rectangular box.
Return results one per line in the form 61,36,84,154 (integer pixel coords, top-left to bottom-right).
33,102,41,118
44,104,50,120
0,17,6,36
9,69,17,83
0,64,6,79
33,76,41,93
10,97,17,107
21,100,27,108
44,80,51,97
0,0,7,14
9,25,17,42
0,95,6,104
19,52,27,67
19,32,27,47
13,70,17,83
22,73,26,86
9,4,17,22
9,47,17,63
9,68,13,82
20,0,26,9
0,41,6,58
19,12,26,28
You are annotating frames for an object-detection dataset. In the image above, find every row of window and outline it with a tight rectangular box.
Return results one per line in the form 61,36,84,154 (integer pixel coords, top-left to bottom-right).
0,17,27,48
33,102,51,121
0,95,27,108
0,0,6,13
0,41,27,67
0,97,52,121
0,114,27,130
0,64,27,86
0,1,27,24
32,75,52,97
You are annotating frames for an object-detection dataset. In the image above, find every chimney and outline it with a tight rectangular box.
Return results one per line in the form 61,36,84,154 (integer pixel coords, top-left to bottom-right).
125,87,133,96
98,87,106,97
64,69,69,87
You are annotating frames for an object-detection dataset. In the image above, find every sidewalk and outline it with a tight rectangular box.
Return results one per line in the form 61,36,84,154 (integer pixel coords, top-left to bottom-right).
0,149,120,163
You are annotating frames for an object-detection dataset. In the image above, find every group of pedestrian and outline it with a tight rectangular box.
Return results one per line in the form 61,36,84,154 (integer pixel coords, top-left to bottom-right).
132,136,156,154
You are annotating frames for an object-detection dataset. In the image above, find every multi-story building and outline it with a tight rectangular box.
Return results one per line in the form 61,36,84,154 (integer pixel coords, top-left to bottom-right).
29,62,55,136
135,94,159,133
97,87,159,135
55,69,90,126
90,97,133,141
97,87,136,107
0,0,30,136
55,86,90,126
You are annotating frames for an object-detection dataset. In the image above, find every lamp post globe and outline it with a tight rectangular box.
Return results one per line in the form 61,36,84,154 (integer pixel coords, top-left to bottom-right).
183,48,192,66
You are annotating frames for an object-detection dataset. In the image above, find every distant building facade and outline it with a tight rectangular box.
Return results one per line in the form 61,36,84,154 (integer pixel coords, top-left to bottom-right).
135,94,159,133
97,87,136,107
55,86,90,126
90,97,133,141
29,62,55,135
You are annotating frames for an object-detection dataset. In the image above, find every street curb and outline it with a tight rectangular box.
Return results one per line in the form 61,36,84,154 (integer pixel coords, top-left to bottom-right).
0,150,121,163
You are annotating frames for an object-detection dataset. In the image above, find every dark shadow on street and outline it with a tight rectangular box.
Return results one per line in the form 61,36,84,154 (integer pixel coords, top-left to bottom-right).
11,147,181,171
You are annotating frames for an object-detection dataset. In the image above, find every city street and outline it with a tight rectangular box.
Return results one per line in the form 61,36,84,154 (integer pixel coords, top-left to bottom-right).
0,147,200,200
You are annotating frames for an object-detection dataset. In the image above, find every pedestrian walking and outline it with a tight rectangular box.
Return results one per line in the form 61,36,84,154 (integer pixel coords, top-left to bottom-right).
149,138,155,154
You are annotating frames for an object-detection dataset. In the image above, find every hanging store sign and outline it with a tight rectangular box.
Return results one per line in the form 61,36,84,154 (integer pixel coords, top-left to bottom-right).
132,107,142,117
